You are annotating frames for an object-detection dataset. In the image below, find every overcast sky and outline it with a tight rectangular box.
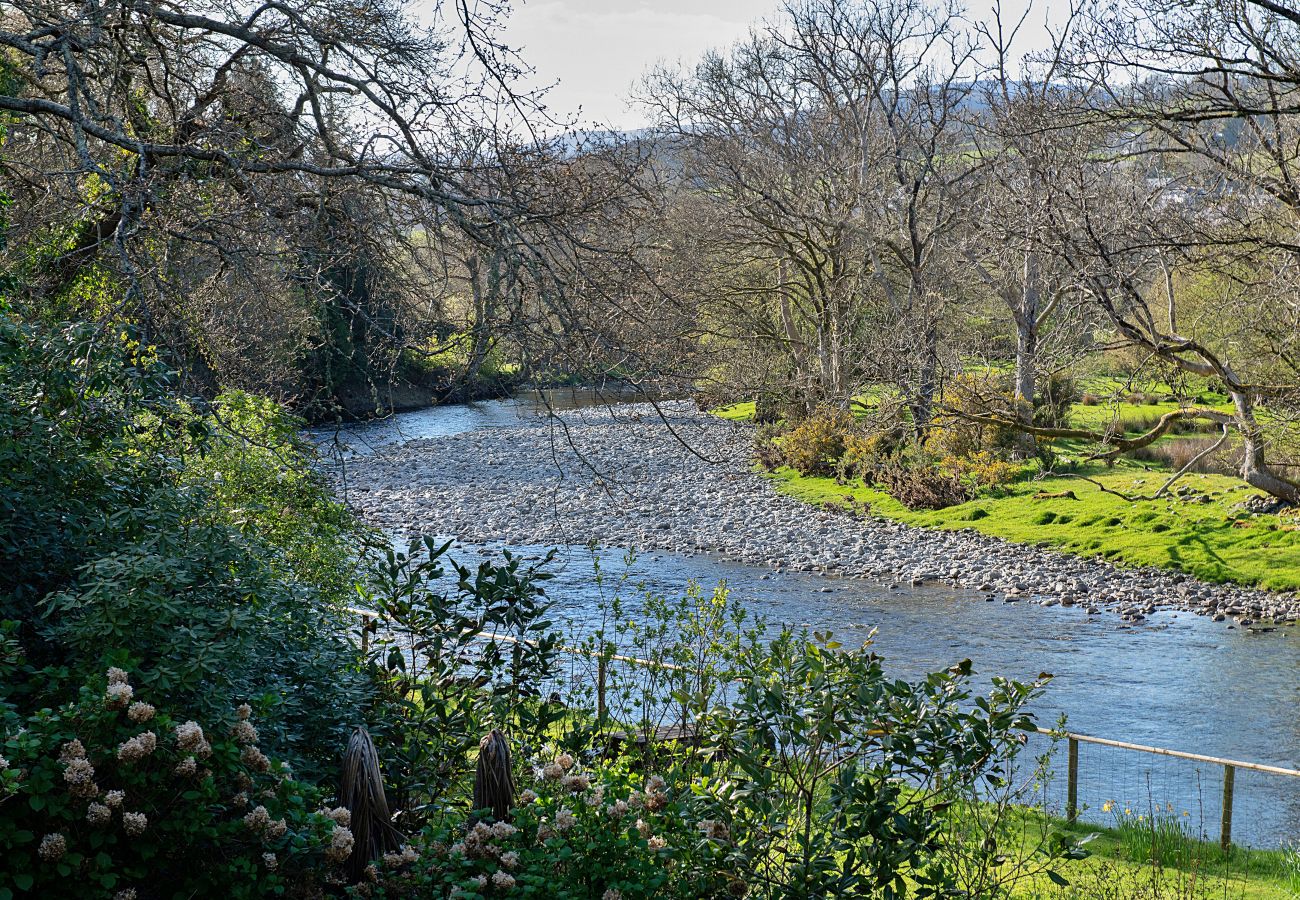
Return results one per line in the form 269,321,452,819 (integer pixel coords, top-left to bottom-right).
500,0,1058,130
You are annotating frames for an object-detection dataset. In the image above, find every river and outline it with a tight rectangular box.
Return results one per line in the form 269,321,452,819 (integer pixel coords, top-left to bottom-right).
310,392,1300,848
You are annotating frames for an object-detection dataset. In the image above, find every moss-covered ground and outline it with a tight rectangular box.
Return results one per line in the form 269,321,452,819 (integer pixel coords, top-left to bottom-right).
711,398,1300,593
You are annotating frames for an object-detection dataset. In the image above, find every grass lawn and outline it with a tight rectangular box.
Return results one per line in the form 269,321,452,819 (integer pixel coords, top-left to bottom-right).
765,464,1300,592
713,400,756,421
710,398,1300,593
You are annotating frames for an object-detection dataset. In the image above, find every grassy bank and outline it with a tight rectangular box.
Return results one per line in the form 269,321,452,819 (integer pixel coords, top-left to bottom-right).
712,401,1300,593
1006,811,1299,899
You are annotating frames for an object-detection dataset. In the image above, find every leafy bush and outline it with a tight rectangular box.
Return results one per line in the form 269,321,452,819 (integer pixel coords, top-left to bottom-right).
779,408,855,476
359,756,732,898
942,450,1025,489
0,662,348,898
361,539,566,823
691,633,1063,899
0,316,371,780
178,390,363,606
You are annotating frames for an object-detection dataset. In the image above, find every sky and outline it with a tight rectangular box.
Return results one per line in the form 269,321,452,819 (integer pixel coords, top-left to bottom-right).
499,0,1060,130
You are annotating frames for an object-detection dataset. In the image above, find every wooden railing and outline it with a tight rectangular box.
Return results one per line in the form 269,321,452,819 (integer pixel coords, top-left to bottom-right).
348,605,1300,849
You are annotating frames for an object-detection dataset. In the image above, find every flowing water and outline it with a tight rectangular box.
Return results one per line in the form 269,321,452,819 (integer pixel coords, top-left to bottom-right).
313,395,1300,848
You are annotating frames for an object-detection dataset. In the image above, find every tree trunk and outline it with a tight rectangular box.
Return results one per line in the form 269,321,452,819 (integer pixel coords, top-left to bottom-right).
1232,391,1300,503
1012,311,1038,459
911,324,939,439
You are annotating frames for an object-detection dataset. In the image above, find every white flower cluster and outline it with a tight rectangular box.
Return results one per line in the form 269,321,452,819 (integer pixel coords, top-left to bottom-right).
116,731,157,764
563,772,591,794
642,775,668,812
59,739,87,763
461,820,512,860
325,823,355,864
230,720,258,745
243,805,287,840
104,789,125,807
122,811,148,836
381,845,419,868
175,721,212,758
126,702,155,724
105,682,133,709
63,755,98,799
173,756,197,778
240,745,270,772
698,819,731,843
86,802,112,826
38,832,66,862
320,806,351,827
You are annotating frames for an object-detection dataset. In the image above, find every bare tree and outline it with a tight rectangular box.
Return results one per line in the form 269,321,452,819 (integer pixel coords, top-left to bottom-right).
1033,0,1300,501
0,0,684,413
640,0,979,427
961,3,1095,420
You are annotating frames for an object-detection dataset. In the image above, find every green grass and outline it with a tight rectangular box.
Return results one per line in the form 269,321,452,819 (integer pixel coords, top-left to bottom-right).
713,400,756,421
765,464,1300,592
1009,813,1299,899
713,389,1300,591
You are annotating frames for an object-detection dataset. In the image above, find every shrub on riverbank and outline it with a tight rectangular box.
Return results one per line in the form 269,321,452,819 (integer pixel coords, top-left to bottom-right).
0,315,371,779
0,665,346,898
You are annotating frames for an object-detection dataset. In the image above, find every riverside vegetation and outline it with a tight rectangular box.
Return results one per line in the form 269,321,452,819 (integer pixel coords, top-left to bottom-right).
6,0,1300,895
6,316,1298,899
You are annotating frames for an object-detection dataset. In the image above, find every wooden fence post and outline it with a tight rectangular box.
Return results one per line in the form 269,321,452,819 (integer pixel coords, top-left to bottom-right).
1220,764,1235,851
1066,737,1079,822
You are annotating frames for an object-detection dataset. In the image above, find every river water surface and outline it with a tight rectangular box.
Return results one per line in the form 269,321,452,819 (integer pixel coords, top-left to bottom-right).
311,394,1300,848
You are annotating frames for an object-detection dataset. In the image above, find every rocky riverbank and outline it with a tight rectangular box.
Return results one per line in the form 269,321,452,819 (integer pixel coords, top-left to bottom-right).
325,401,1300,626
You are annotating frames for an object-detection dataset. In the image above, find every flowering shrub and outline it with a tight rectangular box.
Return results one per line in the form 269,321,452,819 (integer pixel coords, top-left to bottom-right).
834,429,903,484
0,317,371,782
779,408,856,476
0,668,348,898
941,451,1025,490
352,756,734,899
931,373,1023,460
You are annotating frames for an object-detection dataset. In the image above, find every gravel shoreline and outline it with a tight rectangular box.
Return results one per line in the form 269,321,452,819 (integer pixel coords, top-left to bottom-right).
326,402,1300,627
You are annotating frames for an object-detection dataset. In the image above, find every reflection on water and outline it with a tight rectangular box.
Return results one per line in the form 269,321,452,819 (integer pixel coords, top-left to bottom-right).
306,386,655,457
324,399,1300,847
456,541,1300,848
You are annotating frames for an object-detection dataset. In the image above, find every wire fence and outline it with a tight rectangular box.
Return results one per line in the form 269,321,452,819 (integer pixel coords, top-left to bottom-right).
1026,728,1300,851
349,606,1300,849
